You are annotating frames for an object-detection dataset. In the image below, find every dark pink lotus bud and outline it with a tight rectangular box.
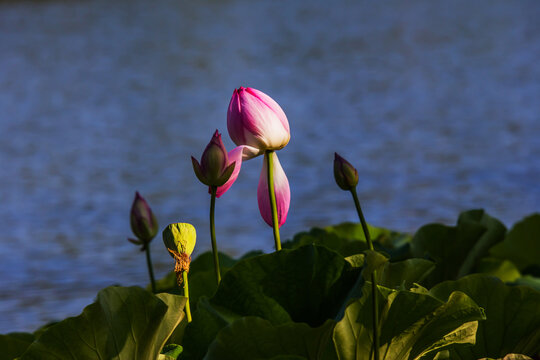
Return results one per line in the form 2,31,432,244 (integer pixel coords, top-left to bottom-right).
130,191,159,243
333,152,359,191
214,145,246,198
227,87,290,159
192,130,236,187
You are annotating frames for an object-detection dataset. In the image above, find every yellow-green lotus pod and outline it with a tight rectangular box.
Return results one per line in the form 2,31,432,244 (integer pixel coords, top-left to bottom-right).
163,223,196,256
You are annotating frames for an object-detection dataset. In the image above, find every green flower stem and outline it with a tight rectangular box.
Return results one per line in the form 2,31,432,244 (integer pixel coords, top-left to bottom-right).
145,244,156,293
210,186,221,285
266,150,282,251
350,187,380,360
182,271,192,322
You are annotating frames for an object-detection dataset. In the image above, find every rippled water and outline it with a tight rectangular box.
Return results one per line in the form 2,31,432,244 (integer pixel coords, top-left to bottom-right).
1,0,539,333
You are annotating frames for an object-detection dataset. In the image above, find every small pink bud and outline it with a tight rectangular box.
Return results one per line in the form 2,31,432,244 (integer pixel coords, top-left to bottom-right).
257,152,290,228
227,87,290,159
130,191,158,243
333,152,359,191
192,130,236,187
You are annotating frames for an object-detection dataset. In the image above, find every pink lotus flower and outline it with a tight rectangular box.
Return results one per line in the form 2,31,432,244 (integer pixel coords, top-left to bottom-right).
227,87,290,159
192,130,236,188
257,152,290,228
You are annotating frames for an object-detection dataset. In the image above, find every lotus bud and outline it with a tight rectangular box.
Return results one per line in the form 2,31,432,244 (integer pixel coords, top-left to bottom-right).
333,152,359,191
227,87,290,159
192,130,236,187
214,145,246,198
129,191,158,244
257,152,290,228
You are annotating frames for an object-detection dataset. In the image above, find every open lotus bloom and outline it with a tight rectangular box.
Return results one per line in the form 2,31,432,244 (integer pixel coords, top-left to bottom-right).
192,130,236,188
227,87,290,159
257,152,290,228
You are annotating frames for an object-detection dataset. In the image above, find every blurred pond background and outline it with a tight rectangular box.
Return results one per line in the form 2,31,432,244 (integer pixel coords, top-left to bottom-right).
1,0,539,332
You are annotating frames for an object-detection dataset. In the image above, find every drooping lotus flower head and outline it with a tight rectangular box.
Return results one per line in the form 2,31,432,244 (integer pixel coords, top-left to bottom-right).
129,191,158,244
333,152,359,191
192,130,236,188
227,87,290,159
257,152,290,228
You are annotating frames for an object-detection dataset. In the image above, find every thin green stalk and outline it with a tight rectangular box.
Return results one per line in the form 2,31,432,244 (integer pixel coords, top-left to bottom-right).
182,271,192,322
350,187,380,360
210,186,221,285
266,151,281,251
145,244,156,293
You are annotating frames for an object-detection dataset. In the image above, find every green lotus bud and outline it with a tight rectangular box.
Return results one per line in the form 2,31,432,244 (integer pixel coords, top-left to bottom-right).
163,223,196,257
333,152,359,191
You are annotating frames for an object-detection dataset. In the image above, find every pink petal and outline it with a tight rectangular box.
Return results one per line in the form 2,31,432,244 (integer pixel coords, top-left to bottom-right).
214,146,245,198
227,88,247,146
246,87,289,134
257,152,290,228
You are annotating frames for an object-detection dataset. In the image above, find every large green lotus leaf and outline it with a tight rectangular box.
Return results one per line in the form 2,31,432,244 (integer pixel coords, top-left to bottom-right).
326,222,412,256
180,297,242,360
283,222,411,258
189,251,237,276
333,284,485,360
476,258,521,282
210,245,358,326
429,274,540,358
336,255,434,320
204,317,336,360
489,214,540,272
153,251,239,317
512,275,540,292
379,258,435,290
163,253,253,350
479,355,534,360
181,245,359,359
0,332,34,360
20,286,186,360
283,227,368,257
153,251,237,293
411,209,506,286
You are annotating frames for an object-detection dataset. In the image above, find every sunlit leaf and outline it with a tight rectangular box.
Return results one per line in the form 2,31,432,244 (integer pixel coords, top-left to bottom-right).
333,285,485,360
476,258,521,282
20,286,186,360
429,274,540,358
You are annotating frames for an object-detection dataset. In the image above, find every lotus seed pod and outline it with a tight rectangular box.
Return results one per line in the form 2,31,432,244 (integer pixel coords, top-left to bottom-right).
163,223,196,257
